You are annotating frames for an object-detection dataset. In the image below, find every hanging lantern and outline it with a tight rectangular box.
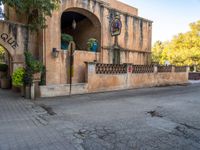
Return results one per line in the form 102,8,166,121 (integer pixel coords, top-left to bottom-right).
72,19,76,30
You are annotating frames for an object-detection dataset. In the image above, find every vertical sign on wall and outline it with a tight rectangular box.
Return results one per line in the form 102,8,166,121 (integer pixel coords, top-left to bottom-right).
110,14,122,64
110,15,122,37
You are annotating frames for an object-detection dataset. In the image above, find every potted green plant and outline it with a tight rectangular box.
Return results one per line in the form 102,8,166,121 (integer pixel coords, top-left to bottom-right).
87,38,98,52
24,52,43,82
61,33,73,50
32,61,43,81
24,52,45,99
12,67,25,95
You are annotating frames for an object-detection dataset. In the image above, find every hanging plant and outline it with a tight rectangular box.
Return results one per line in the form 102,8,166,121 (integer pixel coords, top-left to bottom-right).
87,38,98,52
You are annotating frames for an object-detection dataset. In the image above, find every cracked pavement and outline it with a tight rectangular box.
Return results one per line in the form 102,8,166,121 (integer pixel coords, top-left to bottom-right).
1,83,200,150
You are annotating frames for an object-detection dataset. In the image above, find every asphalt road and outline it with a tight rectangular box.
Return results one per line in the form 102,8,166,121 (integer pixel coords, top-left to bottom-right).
1,83,200,150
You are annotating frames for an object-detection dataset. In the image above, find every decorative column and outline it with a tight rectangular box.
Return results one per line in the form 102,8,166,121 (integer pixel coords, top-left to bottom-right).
172,66,175,73
127,64,132,88
154,65,158,73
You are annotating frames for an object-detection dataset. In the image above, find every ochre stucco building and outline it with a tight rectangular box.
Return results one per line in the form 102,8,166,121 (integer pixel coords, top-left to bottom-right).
1,0,153,85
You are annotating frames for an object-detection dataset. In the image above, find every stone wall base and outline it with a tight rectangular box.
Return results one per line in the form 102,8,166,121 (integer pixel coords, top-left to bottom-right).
40,83,88,98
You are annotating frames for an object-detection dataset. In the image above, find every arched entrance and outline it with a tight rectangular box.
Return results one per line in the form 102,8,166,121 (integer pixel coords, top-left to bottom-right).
0,45,13,75
0,44,13,89
61,8,101,51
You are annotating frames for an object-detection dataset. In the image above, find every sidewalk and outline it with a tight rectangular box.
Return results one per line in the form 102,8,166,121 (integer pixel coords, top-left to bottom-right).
189,80,200,84
0,89,76,150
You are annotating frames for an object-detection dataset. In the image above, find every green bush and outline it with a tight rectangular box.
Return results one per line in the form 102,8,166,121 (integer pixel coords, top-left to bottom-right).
32,61,43,73
0,64,8,72
12,68,25,87
24,51,44,86
24,52,43,73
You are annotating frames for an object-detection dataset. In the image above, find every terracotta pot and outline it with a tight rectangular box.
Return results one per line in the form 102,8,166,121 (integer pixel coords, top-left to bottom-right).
1,78,11,89
21,86,25,97
33,72,41,81
25,86,31,99
12,86,21,93
0,71,7,78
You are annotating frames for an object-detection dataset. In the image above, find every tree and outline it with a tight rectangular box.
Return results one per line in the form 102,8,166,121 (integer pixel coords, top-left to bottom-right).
152,41,164,63
152,20,200,70
152,41,170,64
0,0,60,31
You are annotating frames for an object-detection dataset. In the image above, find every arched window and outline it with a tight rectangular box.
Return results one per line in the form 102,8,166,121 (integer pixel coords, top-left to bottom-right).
61,8,101,52
0,5,4,20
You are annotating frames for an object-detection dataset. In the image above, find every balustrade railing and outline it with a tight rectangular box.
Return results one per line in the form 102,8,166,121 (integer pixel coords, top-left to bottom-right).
94,63,187,75
132,65,154,74
157,66,172,73
96,63,127,74
175,66,187,72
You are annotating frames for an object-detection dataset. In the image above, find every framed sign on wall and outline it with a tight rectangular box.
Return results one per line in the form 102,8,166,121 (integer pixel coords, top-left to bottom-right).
110,15,122,36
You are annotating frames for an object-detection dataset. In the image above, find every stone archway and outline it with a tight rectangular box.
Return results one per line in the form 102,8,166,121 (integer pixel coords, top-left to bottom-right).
0,20,29,71
0,44,13,76
61,7,101,51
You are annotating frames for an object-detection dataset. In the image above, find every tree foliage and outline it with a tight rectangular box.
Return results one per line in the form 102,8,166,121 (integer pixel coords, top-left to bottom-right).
0,0,60,30
152,20,200,69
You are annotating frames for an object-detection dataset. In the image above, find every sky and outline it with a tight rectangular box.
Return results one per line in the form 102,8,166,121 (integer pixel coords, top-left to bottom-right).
119,0,200,44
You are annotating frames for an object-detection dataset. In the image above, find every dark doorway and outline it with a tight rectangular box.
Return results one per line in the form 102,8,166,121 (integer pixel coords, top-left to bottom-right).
0,45,12,76
0,45,12,89
113,48,120,64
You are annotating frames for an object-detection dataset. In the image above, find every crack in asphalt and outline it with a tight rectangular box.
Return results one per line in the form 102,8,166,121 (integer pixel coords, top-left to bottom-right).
147,110,163,118
173,125,200,145
39,104,57,116
180,123,200,131
146,109,200,146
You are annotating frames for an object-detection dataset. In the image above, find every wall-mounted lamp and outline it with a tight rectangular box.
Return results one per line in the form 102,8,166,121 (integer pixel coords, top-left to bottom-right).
52,48,59,58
